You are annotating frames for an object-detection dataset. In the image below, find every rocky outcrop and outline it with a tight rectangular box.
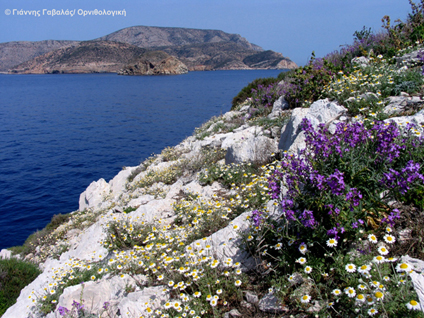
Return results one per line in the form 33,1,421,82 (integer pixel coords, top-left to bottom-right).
8,41,149,74
118,52,188,75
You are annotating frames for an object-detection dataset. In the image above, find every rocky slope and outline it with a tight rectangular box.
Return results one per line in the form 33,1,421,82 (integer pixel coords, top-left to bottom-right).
118,51,188,75
8,41,187,75
160,43,297,71
1,26,297,73
0,40,77,72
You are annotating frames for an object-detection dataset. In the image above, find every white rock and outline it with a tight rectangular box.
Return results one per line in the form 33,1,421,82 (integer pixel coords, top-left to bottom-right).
60,221,108,262
127,194,156,208
225,136,277,165
132,198,175,223
0,249,11,259
351,56,369,68
56,275,145,314
384,109,424,134
109,167,137,198
79,178,111,211
221,126,263,150
117,286,169,318
279,99,346,154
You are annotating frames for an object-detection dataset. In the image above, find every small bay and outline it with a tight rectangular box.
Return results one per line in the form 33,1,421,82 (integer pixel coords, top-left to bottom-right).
0,70,283,249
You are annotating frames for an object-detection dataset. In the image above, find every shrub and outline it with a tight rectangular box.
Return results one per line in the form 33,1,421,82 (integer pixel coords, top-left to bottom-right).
231,77,279,109
0,258,41,315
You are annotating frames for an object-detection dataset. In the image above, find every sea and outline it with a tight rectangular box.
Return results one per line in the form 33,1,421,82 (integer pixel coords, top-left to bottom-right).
0,70,283,250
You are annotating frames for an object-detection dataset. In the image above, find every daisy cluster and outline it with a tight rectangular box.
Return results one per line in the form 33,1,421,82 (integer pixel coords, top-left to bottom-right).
200,162,272,211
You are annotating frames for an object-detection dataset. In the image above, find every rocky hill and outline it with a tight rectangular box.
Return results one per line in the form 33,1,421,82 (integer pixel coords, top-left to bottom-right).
1,26,297,73
0,40,77,72
96,26,262,51
8,41,187,74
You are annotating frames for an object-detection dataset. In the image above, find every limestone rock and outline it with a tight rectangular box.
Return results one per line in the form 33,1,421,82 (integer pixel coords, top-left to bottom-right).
60,221,108,262
117,286,169,317
79,178,111,211
188,211,255,270
279,99,346,154
0,249,11,259
245,291,259,305
396,49,424,67
221,126,263,150
225,136,277,165
109,167,137,199
258,292,287,314
223,309,243,318
268,96,289,119
384,109,424,134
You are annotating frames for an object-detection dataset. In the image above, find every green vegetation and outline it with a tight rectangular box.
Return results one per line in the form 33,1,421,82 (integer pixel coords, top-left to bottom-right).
0,258,41,316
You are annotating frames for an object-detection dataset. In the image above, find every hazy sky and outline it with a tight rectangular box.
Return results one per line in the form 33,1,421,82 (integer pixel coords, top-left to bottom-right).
0,0,413,65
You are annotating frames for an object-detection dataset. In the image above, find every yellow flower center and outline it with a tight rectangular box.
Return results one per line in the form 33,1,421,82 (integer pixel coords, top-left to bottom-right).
400,263,409,269
410,300,418,306
375,292,383,299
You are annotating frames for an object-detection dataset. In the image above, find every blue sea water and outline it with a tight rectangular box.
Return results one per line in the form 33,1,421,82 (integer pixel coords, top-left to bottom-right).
0,70,283,250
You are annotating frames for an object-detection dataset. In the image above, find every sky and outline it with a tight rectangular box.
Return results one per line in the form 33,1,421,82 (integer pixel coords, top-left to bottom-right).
0,0,414,66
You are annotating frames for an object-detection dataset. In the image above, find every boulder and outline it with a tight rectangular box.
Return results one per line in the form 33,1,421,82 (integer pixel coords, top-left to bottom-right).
279,99,346,154
225,135,277,165
79,179,111,211
221,126,263,150
268,96,289,119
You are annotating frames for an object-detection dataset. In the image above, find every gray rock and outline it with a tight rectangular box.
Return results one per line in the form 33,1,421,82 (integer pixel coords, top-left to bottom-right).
240,300,255,310
268,96,289,118
225,136,277,165
258,292,287,313
383,96,408,115
245,291,259,305
396,49,424,67
307,300,324,313
117,285,169,318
